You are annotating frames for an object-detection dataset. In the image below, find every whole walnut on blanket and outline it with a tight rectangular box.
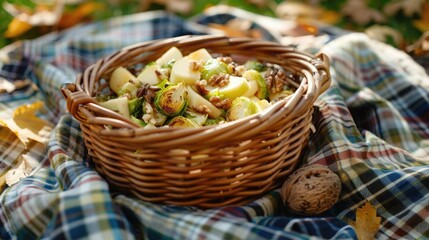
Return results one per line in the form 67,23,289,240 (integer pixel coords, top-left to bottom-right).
281,164,341,215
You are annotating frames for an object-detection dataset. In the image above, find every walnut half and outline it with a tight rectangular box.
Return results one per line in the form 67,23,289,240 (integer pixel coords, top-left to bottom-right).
280,164,342,215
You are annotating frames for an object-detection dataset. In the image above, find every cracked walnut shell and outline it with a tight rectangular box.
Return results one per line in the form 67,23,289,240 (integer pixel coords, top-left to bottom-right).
281,164,341,215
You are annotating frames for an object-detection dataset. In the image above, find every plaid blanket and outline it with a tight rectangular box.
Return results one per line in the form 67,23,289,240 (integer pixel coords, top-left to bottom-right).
1,7,429,240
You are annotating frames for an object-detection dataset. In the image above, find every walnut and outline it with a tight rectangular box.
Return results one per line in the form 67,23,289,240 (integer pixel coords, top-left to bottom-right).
233,65,246,76
216,56,233,64
209,96,232,109
207,73,230,87
195,80,209,95
265,66,287,94
280,164,341,215
194,105,213,116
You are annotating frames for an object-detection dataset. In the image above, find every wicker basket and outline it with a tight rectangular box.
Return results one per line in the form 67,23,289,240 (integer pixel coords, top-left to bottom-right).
61,35,331,208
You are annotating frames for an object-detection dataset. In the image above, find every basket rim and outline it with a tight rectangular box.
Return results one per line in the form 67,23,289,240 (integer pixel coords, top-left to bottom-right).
61,35,331,138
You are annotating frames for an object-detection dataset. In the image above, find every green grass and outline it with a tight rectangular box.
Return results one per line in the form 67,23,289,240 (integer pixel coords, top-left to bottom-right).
0,0,425,49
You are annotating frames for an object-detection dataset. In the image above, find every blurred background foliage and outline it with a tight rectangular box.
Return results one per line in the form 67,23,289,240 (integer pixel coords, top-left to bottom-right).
0,0,428,50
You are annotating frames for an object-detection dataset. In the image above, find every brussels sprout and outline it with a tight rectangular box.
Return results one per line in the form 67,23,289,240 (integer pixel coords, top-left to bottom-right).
244,60,266,72
203,117,226,126
168,116,199,128
226,96,259,121
184,110,208,126
118,81,142,97
154,83,188,117
156,78,171,90
242,70,268,100
131,116,147,127
201,59,228,80
128,97,144,118
269,89,294,102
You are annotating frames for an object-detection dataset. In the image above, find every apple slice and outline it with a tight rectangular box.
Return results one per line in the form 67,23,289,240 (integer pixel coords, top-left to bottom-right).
156,46,183,66
109,67,136,94
186,86,222,118
243,79,258,97
136,63,161,85
207,76,250,101
170,57,201,85
187,48,212,63
242,70,268,99
98,96,131,119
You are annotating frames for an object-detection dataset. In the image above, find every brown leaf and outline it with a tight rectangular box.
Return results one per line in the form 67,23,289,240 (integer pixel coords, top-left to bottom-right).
349,201,381,240
342,0,385,25
384,0,424,17
58,2,103,28
413,2,429,32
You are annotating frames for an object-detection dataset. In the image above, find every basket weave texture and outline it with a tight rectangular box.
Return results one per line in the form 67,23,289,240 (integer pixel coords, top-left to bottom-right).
61,35,331,208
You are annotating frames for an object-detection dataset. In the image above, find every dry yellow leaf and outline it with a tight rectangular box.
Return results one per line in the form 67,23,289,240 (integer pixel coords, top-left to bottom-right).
4,17,33,38
0,101,53,146
349,201,381,240
318,9,342,25
413,2,429,32
0,174,6,192
5,154,33,187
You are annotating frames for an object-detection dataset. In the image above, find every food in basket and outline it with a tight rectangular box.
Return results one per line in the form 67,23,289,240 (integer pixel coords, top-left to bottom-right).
95,46,295,128
61,35,331,208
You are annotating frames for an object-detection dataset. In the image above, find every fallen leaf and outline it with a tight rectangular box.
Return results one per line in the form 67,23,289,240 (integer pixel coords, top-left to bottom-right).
406,31,429,56
0,101,53,146
58,2,103,28
5,154,32,186
318,9,342,25
365,25,404,48
342,0,385,25
4,17,33,38
349,201,381,240
0,78,33,93
384,0,424,17
165,0,193,15
208,18,263,39
413,2,429,32
247,0,269,8
3,2,64,27
275,2,318,21
0,175,5,193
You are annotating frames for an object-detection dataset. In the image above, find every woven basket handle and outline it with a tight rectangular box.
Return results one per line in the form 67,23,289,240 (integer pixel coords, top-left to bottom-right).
61,83,94,122
313,53,331,94
60,83,138,129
